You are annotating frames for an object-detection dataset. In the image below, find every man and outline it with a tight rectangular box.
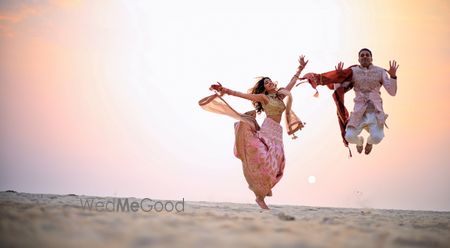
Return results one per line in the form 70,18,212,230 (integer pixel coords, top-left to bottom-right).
335,48,399,154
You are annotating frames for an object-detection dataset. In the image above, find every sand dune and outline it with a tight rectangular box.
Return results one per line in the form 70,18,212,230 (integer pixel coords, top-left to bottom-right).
0,191,449,248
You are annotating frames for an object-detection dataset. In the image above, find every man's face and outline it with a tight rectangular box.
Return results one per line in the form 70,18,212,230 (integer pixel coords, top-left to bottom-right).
358,50,373,67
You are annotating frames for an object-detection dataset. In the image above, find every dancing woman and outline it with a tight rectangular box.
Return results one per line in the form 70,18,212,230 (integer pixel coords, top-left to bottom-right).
199,56,308,209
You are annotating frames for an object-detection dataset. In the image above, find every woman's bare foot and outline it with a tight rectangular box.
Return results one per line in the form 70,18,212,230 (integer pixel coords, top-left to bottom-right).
255,197,270,210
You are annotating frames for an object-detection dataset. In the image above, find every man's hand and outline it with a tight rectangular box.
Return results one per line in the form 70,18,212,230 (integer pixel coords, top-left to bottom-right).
388,60,399,78
335,62,344,73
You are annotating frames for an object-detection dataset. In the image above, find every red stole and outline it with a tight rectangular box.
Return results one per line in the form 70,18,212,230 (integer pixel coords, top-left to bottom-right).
301,66,356,153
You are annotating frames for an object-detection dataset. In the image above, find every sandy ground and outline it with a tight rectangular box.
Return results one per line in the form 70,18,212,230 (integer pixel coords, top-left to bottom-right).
0,191,449,248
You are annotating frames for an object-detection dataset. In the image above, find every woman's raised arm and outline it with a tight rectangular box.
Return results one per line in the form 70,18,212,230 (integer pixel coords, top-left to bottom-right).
284,55,308,91
210,83,269,104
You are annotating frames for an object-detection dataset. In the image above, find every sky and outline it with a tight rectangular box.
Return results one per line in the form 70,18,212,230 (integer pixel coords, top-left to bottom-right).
0,0,449,211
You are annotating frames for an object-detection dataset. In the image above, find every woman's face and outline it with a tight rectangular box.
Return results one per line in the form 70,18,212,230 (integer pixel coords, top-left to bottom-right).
263,78,277,92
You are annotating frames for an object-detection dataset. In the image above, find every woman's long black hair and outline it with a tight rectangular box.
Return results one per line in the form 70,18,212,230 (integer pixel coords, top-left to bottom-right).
248,77,270,114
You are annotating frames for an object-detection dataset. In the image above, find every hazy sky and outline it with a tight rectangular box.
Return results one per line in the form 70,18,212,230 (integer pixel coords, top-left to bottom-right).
1,0,449,211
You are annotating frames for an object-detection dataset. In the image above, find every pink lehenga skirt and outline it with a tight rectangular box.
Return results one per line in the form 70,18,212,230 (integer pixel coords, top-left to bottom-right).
234,117,285,198
199,94,286,198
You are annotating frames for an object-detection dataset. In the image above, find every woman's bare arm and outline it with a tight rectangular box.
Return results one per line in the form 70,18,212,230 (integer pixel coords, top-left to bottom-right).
284,55,308,92
227,89,269,104
210,83,269,104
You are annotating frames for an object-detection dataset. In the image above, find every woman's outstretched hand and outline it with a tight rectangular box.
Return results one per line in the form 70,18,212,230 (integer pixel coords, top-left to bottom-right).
299,55,308,70
210,82,227,95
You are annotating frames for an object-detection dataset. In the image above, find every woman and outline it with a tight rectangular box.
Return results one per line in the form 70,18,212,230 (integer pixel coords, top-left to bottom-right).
199,56,308,209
